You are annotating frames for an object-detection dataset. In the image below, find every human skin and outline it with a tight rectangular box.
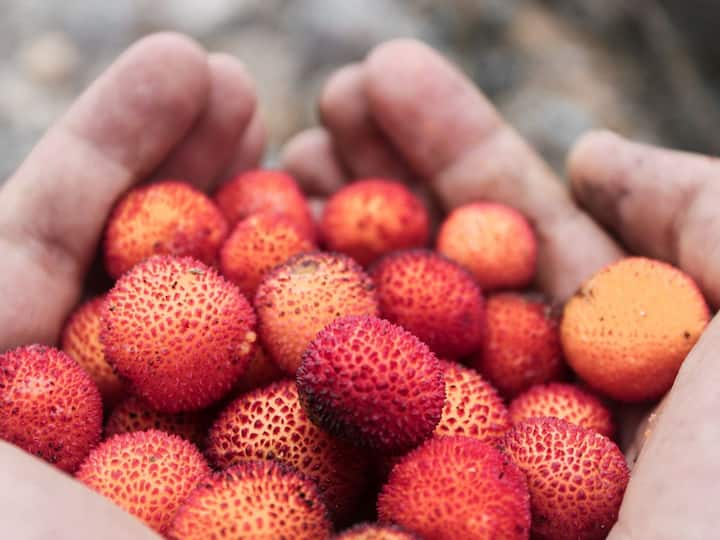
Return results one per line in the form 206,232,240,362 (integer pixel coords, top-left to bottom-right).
1,34,719,538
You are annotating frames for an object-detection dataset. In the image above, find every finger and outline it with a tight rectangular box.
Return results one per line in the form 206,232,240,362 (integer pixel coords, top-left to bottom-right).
608,314,720,539
0,442,161,539
319,64,415,181
217,106,267,184
0,32,210,350
151,53,256,191
363,39,624,301
281,127,349,196
569,130,720,307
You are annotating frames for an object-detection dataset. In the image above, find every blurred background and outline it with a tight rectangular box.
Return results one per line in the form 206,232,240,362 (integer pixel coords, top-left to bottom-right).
3,0,720,181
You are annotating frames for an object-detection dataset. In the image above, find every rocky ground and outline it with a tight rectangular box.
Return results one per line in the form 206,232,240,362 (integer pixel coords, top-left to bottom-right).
3,0,720,181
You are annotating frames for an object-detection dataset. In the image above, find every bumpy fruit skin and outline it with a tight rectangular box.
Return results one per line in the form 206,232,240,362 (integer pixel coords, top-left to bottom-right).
297,315,445,454
101,256,257,412
0,345,102,473
509,383,614,437
104,180,228,279
206,380,369,522
436,202,536,290
471,293,565,398
220,212,316,299
76,430,210,533
504,418,629,540
105,396,211,448
436,360,510,443
378,436,530,540
167,460,332,540
561,257,710,402
334,523,420,540
320,179,430,266
61,296,125,407
255,252,379,375
214,169,316,240
370,250,485,358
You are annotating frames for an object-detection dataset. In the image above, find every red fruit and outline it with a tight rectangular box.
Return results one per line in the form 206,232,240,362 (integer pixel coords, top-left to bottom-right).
76,430,210,533
219,212,316,299
230,345,285,395
101,256,257,412
297,315,445,454
206,380,369,522
61,296,125,407
104,396,210,448
334,523,420,539
214,169,315,239
320,179,430,266
504,418,629,540
436,360,510,443
436,202,536,290
104,180,228,279
0,345,102,472
255,252,379,375
167,461,332,540
470,293,565,398
377,436,530,540
509,383,614,438
370,250,485,358
561,257,710,401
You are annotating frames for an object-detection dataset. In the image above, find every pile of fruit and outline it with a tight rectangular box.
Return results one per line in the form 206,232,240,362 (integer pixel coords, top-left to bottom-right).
0,170,710,539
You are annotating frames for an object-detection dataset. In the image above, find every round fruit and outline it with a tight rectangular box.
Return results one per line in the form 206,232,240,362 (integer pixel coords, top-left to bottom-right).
255,252,378,375
436,202,536,290
377,436,530,540
561,257,710,401
504,418,629,540
167,460,332,540
104,180,228,279
61,295,125,407
298,315,445,454
509,383,614,437
101,256,257,412
471,292,565,398
370,250,485,358
76,430,210,533
0,345,102,472
320,179,429,266
334,523,420,539
206,380,368,522
214,169,315,239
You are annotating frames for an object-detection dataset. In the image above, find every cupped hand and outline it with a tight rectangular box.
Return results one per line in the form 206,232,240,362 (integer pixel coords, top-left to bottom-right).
283,39,720,538
0,33,264,539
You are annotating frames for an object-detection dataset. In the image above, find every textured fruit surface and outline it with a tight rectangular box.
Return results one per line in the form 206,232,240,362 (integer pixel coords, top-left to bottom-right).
378,436,530,540
371,250,485,358
230,346,285,395
298,315,445,454
320,179,429,266
220,212,316,299
561,257,710,402
104,180,228,279
334,523,420,539
76,430,210,533
509,383,614,437
504,418,629,540
436,360,510,443
214,169,315,239
255,252,378,375
436,202,536,289
167,460,332,540
61,296,125,407
105,396,210,448
0,345,102,472
206,380,368,522
471,293,565,398
101,256,257,412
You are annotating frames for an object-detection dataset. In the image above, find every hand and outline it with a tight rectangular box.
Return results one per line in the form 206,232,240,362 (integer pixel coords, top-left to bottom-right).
282,39,720,538
0,33,263,538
